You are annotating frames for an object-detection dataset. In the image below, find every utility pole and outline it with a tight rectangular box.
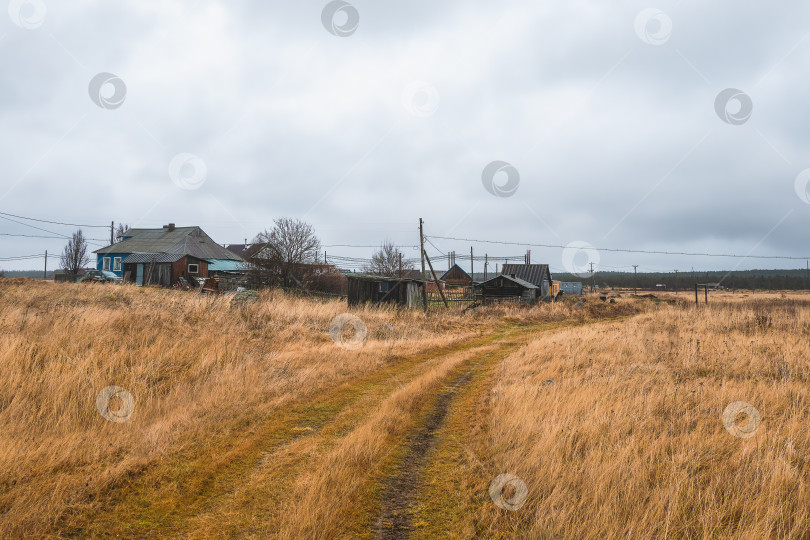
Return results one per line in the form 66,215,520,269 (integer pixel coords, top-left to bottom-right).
399,252,403,278
632,265,638,295
470,247,474,286
590,262,595,293
484,254,488,280
44,250,47,280
110,221,114,245
674,269,679,294
419,218,427,311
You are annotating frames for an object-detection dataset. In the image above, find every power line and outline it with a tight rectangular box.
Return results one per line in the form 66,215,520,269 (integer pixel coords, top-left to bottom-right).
0,211,109,228
428,234,809,261
0,233,108,241
0,215,72,239
323,244,419,249
0,253,46,261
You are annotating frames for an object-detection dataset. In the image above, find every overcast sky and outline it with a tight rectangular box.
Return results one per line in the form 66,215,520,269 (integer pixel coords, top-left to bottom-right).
1,1,809,274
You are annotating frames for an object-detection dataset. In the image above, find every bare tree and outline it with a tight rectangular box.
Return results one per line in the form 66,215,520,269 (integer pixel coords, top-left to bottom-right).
251,218,321,288
366,240,414,277
60,230,89,280
114,223,130,242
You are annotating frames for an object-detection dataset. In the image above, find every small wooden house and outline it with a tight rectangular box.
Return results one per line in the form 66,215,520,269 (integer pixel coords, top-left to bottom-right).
500,264,553,298
94,224,242,287
440,264,473,288
346,274,426,308
476,274,539,304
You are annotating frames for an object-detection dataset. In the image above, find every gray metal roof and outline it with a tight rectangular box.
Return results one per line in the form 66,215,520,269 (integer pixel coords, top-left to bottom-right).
500,264,551,286
122,253,186,264
95,226,242,261
478,274,539,289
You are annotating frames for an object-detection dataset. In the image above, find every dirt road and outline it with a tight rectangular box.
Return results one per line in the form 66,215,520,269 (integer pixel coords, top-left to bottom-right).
66,316,626,539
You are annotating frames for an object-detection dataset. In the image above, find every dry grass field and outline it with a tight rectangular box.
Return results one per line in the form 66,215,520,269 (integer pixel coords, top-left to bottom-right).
0,279,807,538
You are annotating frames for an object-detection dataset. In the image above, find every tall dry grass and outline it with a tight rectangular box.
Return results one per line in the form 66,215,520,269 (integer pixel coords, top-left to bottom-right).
475,297,810,538
0,279,499,536
0,279,641,536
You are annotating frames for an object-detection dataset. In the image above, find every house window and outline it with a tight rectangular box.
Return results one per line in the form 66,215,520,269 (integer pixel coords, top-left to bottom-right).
102,257,111,271
188,264,199,274
378,282,390,293
113,257,122,272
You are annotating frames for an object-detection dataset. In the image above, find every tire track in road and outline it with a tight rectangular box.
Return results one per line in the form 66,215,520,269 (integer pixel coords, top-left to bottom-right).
372,316,640,539
65,330,505,538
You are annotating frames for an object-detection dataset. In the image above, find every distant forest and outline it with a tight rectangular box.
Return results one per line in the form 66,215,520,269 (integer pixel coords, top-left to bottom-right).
552,269,810,291
1,270,55,279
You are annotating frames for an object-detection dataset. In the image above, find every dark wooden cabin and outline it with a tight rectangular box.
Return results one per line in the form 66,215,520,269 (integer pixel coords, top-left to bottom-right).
346,274,425,308
440,264,473,288
500,264,553,298
476,274,539,305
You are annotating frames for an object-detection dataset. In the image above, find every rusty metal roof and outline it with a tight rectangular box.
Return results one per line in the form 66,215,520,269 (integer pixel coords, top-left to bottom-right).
500,264,551,287
95,226,242,261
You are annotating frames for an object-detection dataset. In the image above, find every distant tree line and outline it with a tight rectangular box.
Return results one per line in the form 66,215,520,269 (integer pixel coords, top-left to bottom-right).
552,270,810,291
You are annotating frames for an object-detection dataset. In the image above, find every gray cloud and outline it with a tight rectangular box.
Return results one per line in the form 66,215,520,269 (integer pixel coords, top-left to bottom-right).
1,1,809,273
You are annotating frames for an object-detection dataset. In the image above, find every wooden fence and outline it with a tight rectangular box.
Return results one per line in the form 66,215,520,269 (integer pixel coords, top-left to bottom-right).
426,286,480,308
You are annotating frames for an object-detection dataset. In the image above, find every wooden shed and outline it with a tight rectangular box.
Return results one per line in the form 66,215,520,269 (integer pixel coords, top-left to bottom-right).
346,274,426,308
475,274,539,305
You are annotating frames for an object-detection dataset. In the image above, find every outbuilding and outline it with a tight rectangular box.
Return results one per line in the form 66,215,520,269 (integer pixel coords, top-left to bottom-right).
346,274,426,308
500,264,553,298
476,274,539,305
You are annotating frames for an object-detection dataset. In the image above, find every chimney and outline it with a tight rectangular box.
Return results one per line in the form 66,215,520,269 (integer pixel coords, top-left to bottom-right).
163,223,176,231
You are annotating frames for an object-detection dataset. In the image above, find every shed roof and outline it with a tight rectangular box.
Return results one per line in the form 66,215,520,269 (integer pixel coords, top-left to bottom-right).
477,274,539,289
95,226,242,261
500,264,551,287
123,253,186,264
440,264,472,281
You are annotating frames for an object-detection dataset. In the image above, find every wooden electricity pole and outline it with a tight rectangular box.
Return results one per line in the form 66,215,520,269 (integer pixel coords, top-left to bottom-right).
424,251,449,308
633,265,638,294
110,221,114,245
419,218,427,311
44,250,47,280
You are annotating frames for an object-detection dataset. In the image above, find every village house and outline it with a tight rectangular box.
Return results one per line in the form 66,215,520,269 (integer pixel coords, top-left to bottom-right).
500,263,553,298
475,274,539,304
440,263,473,288
93,224,242,287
